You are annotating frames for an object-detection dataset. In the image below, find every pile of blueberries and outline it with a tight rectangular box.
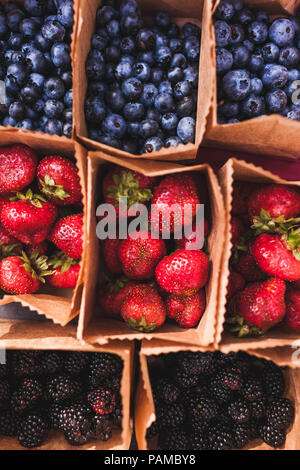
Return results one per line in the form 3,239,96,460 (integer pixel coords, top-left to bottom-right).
215,0,300,123
0,0,73,137
85,0,200,155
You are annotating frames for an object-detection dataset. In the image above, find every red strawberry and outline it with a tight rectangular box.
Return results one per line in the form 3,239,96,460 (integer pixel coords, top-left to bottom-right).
121,284,166,332
235,251,267,282
248,184,300,222
231,217,245,246
166,290,206,328
102,167,157,217
48,251,80,288
0,145,37,194
103,238,122,274
49,213,83,260
119,230,166,280
26,242,48,257
155,249,209,296
0,190,58,245
0,225,20,246
232,182,260,216
175,218,209,250
252,233,300,281
228,278,286,335
227,267,245,300
151,173,200,234
99,278,139,319
285,290,300,332
0,250,53,294
37,156,82,206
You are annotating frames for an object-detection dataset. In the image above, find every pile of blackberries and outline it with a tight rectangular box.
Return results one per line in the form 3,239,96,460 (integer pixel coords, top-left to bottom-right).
215,0,300,123
147,351,294,450
85,0,200,155
0,349,123,448
0,0,73,137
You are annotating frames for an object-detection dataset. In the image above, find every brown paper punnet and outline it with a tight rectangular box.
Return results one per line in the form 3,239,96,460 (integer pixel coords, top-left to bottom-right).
0,130,87,326
204,0,300,160
216,158,300,351
135,340,300,450
73,0,212,161
77,150,225,347
0,319,133,450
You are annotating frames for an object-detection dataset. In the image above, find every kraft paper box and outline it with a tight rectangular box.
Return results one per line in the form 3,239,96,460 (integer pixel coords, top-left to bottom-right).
0,319,133,450
77,150,225,347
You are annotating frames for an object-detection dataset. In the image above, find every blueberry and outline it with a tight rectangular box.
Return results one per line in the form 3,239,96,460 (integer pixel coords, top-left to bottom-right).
171,53,188,69
177,96,195,117
167,23,180,38
63,122,72,138
25,105,39,120
183,66,198,87
278,46,300,67
235,8,254,25
0,13,7,38
262,63,288,89
9,101,25,120
62,107,72,123
19,118,34,130
123,102,145,121
146,108,160,122
229,24,245,45
44,119,63,135
107,19,120,38
231,44,250,67
154,93,175,113
284,80,299,99
140,83,158,108
261,42,279,62
174,80,193,100
169,38,183,53
120,13,142,36
167,66,184,84
20,84,40,104
102,113,127,138
92,34,108,51
120,0,140,17
29,72,45,90
182,22,201,38
105,45,121,63
288,68,300,81
139,119,159,138
177,116,195,144
214,20,231,47
248,53,264,73
248,21,268,43
127,121,140,137
88,128,102,141
216,47,233,73
7,63,27,86
122,140,138,154
33,98,45,113
96,5,118,27
114,60,132,81
136,28,155,50
64,89,72,107
266,89,287,113
183,36,200,62
250,77,263,95
44,99,64,118
269,18,295,47
227,117,240,123
45,77,65,99
98,135,122,148
165,136,181,148
7,32,23,50
3,116,18,127
154,11,170,29
215,0,235,21
151,68,165,86
85,57,105,81
137,50,155,66
161,113,178,132
122,77,143,100
120,36,135,54
287,109,300,120
24,0,47,16
19,18,38,38
219,101,240,117
57,0,74,28
7,9,25,32
143,136,163,153
241,94,264,117
42,20,65,42
222,69,251,101
106,88,125,112
243,39,255,52
51,42,71,69
85,96,106,123
105,63,115,81
4,76,19,96
35,32,51,51
133,61,150,82
159,81,173,95
61,70,72,88
156,46,172,67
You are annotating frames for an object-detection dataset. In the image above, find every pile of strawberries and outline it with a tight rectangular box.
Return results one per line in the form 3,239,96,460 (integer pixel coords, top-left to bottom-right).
98,166,210,332
227,182,300,337
0,144,83,295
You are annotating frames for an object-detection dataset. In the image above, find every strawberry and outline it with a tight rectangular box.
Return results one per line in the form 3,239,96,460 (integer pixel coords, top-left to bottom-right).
231,182,260,216
102,238,122,274
120,284,166,332
0,225,20,246
155,249,209,296
119,230,166,280
0,145,37,194
102,167,157,217
26,242,48,257
285,290,300,332
49,213,83,260
227,267,245,300
99,278,139,319
0,250,53,294
235,251,267,282
166,290,206,328
227,278,286,336
175,218,209,250
252,233,300,281
248,184,300,222
151,173,200,234
37,156,82,206
231,217,245,246
47,251,80,288
0,190,58,245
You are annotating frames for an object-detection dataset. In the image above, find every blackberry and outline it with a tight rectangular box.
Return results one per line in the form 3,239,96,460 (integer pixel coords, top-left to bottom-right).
11,350,42,377
154,378,180,404
88,353,123,381
39,351,63,375
46,374,82,403
48,402,65,430
172,369,200,389
64,426,91,446
158,427,189,450
58,401,92,433
63,352,91,376
249,400,266,420
227,399,250,423
90,414,112,441
207,421,233,450
189,431,210,450
262,366,285,399
176,351,214,376
0,363,9,379
156,402,186,428
146,421,159,439
87,388,117,415
18,412,49,449
0,379,10,402
232,422,249,448
11,378,43,413
265,398,294,431
241,376,264,402
191,416,208,435
248,419,260,440
258,422,286,448
110,398,122,427
188,395,219,423
214,367,243,391
101,374,122,393
209,377,232,404
0,410,20,436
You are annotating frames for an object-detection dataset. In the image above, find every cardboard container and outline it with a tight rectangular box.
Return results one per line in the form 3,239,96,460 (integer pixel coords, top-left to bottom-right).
135,340,300,450
73,0,212,161
204,0,300,160
0,130,87,326
0,0,76,142
0,318,133,450
216,158,300,351
77,150,225,347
